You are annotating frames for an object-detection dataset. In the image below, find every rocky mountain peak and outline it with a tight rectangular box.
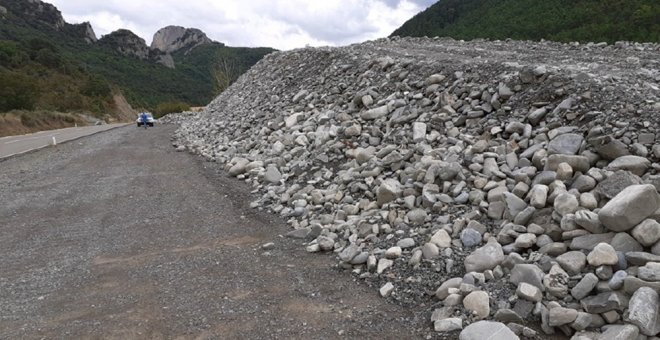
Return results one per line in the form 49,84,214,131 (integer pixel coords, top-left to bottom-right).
151,25,213,54
69,22,97,44
99,29,150,59
7,0,66,30
98,29,175,69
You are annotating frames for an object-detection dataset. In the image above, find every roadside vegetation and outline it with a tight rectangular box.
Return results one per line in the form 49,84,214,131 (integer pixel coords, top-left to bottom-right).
0,110,85,137
153,102,190,118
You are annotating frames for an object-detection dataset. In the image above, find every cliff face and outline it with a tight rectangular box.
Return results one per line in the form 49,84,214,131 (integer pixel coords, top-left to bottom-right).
24,0,65,29
0,0,66,30
151,26,213,54
0,0,97,43
69,22,98,44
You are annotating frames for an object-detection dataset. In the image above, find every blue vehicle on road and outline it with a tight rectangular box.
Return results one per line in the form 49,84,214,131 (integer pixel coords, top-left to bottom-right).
137,112,155,128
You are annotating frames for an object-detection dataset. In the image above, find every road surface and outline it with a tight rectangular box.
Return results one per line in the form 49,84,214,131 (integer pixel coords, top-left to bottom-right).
0,123,128,159
0,125,428,339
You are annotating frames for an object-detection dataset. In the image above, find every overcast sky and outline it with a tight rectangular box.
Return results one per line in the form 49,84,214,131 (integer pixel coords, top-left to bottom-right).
48,0,436,50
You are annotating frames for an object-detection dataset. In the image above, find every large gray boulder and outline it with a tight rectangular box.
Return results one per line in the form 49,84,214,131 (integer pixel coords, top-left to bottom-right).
625,287,660,336
606,155,651,176
599,184,660,232
464,239,504,273
598,325,640,340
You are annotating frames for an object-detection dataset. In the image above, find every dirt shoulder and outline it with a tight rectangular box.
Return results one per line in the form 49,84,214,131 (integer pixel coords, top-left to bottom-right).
0,125,429,339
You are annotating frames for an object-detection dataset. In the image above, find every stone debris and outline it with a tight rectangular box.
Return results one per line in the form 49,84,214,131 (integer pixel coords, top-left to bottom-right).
170,36,660,337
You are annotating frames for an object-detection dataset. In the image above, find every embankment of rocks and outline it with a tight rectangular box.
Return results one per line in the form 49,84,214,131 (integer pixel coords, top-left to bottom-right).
171,36,660,339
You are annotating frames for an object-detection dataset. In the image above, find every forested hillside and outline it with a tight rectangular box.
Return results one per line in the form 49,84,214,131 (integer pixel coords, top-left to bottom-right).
0,0,275,135
392,0,659,43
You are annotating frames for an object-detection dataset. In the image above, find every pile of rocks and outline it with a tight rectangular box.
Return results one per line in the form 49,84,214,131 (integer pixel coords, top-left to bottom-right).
172,36,660,339
159,111,197,126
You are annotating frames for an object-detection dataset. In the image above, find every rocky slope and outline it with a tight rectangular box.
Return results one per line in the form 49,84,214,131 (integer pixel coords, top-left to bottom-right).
171,36,660,339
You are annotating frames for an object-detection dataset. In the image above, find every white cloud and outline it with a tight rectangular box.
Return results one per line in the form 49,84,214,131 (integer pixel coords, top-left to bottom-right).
48,0,435,50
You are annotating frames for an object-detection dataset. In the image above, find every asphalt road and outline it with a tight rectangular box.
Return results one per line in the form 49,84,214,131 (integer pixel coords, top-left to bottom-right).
0,123,128,159
0,125,428,339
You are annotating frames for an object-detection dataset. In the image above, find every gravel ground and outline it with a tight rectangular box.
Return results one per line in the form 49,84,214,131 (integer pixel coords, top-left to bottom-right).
0,125,431,339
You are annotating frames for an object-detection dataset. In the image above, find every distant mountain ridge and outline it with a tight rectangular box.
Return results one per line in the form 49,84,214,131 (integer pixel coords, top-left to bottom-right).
0,0,276,119
392,0,660,43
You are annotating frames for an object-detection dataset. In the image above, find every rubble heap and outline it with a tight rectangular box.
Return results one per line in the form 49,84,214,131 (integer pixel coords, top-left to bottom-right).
172,36,660,339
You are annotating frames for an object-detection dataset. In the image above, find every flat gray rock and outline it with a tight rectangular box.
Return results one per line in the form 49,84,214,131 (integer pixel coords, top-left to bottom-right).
598,324,640,340
459,321,519,340
510,264,545,291
548,307,578,326
589,135,630,160
434,318,463,332
606,155,651,176
544,154,590,173
580,291,629,314
464,240,504,273
547,133,583,155
435,277,463,300
596,170,643,199
632,219,660,247
638,262,660,282
624,276,660,295
610,232,643,253
599,184,660,232
556,251,586,275
626,252,660,266
570,233,615,250
571,273,598,300
361,105,389,120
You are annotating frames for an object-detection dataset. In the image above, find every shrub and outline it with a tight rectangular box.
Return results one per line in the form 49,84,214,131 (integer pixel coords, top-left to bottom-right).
153,102,190,118
82,75,111,97
0,71,38,111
